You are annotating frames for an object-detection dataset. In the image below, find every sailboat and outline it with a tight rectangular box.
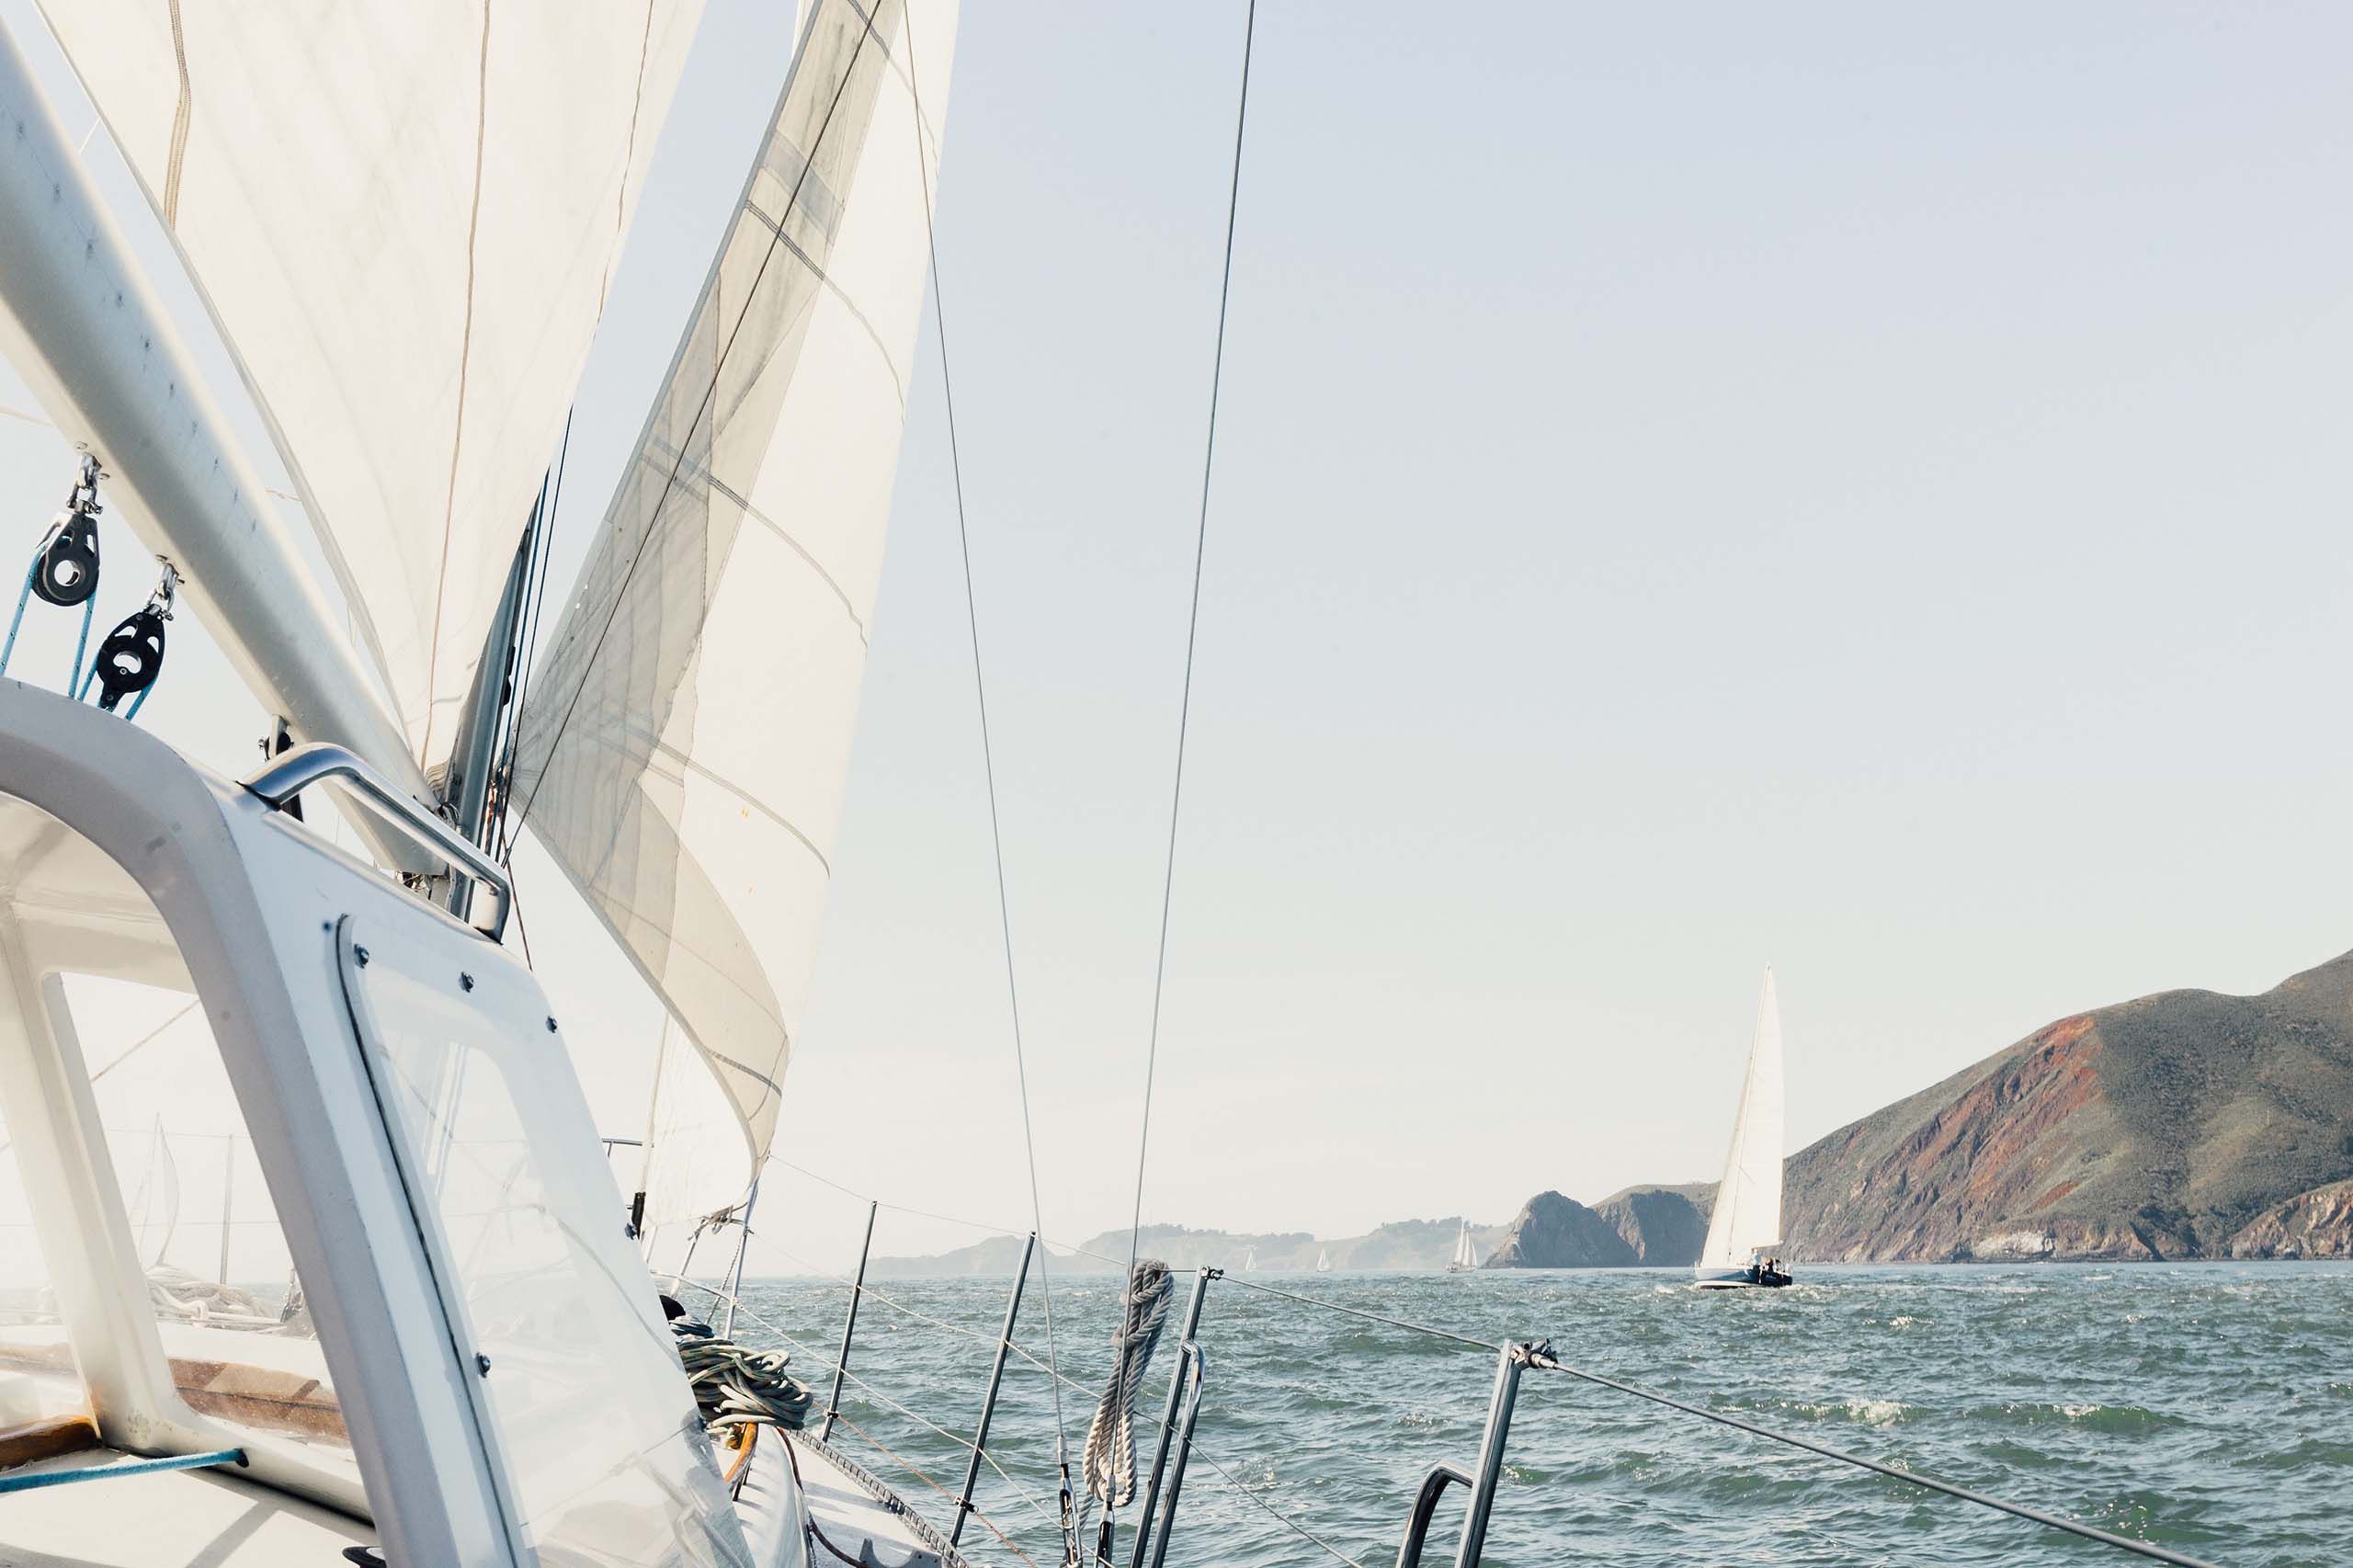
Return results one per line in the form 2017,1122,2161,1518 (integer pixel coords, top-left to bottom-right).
1448,1219,1483,1274
0,0,975,1561
1694,969,1793,1290
1316,1248,1332,1273
1241,1244,1256,1272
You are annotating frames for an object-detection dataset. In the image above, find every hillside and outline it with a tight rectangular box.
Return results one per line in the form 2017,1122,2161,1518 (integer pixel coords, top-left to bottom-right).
1784,949,2353,1260
1486,949,2353,1267
868,1217,1514,1278
1485,1184,1716,1267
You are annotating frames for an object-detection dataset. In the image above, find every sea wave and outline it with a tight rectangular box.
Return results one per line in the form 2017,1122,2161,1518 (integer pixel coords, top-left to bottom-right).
733,1261,2344,1566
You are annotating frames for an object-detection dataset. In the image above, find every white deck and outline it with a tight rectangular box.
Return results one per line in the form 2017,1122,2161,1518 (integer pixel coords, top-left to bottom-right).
0,1448,374,1565
790,1432,980,1568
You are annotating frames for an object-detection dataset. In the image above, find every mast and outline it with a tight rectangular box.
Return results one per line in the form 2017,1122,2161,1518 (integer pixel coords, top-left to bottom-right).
0,20,432,846
445,521,535,850
1698,969,1786,1273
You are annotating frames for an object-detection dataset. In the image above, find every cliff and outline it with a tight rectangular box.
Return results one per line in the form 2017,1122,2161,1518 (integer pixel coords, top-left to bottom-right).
1784,949,2353,1261
1487,949,2353,1267
867,1218,1514,1278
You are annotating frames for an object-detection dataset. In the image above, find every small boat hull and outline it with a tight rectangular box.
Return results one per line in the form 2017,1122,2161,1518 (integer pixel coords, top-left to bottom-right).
1693,1267,1792,1290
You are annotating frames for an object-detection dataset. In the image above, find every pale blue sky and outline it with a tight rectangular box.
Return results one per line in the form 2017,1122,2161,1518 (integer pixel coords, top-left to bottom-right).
6,3,2352,1269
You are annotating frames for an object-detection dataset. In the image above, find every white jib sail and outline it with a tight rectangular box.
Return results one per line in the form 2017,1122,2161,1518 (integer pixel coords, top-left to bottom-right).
1699,968,1786,1272
510,0,959,1237
33,0,706,778
1454,1221,1480,1269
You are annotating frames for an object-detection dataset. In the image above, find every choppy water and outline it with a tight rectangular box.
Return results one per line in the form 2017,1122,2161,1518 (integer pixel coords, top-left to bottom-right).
732,1264,2349,1568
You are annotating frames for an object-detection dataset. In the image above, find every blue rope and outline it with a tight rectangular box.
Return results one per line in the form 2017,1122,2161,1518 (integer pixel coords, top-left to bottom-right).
68,593,94,691
0,560,33,676
0,1447,246,1494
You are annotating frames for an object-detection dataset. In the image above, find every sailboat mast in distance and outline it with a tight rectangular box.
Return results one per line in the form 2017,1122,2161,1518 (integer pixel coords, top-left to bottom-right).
1695,968,1790,1288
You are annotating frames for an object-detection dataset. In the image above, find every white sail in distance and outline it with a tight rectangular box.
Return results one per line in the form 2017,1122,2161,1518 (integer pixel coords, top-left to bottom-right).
33,0,707,779
1699,969,1787,1272
510,0,959,1247
1452,1221,1481,1270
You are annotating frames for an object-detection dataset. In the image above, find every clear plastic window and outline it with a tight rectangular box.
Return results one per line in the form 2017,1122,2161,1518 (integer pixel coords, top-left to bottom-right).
61,974,348,1455
0,1096,85,1430
346,937,741,1559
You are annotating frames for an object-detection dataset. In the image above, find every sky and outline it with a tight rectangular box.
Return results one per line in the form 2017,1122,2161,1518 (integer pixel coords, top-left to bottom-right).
5,3,2353,1277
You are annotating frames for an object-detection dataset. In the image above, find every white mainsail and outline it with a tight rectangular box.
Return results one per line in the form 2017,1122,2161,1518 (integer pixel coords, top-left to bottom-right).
1451,1220,1481,1270
510,0,959,1251
33,0,706,777
1699,968,1786,1273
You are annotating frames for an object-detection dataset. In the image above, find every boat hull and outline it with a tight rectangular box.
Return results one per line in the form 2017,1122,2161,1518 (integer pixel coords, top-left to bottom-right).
1693,1267,1792,1290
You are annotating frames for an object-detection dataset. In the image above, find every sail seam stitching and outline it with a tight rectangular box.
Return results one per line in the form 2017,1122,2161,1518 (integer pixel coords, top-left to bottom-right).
420,0,497,769
600,0,657,314
162,0,190,223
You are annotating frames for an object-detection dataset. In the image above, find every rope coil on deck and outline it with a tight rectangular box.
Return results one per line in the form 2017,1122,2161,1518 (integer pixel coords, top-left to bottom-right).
670,1314,813,1433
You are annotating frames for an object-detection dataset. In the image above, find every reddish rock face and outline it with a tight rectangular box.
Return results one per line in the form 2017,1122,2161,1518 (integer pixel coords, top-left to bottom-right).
1485,950,2353,1269
1775,951,2353,1263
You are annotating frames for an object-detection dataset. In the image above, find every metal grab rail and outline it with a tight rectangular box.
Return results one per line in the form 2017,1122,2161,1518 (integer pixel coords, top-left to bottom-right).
1382,1341,1538,1568
242,743,511,937
1142,1342,1208,1568
1127,1267,1215,1568
1453,1343,1535,1567
1392,1462,1473,1568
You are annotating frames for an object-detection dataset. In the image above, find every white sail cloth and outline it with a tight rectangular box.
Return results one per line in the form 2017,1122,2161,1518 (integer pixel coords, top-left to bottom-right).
34,0,705,776
511,0,957,1227
1699,969,1786,1270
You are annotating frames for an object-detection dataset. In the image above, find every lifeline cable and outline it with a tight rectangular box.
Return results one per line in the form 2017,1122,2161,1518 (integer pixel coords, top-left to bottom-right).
1122,0,1259,1291
1217,1277,2220,1565
1524,1348,2223,1568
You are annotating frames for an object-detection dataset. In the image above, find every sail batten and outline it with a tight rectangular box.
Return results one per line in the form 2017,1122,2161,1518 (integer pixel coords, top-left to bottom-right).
1699,970,1786,1271
511,0,959,1255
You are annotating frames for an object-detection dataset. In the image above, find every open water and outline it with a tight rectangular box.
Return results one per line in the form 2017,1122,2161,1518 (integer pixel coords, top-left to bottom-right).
733,1263,2349,1567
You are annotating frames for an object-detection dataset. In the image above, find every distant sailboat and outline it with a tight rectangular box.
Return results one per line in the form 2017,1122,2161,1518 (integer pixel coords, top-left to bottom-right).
1695,969,1793,1290
1241,1244,1256,1272
1447,1219,1482,1273
1315,1248,1332,1273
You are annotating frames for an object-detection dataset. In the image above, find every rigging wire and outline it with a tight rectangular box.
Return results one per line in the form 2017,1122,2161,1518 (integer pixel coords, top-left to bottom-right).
761,1153,1132,1269
898,8,1079,1559
1188,1445,1369,1568
1522,1349,2222,1568
1216,1274,1497,1353
1122,0,1259,1289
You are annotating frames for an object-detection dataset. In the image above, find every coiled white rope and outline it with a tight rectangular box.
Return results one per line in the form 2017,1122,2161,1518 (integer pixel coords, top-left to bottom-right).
1080,1260,1174,1513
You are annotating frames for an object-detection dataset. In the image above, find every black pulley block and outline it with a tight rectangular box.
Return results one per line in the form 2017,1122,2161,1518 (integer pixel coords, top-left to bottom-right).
91,607,165,711
29,509,99,607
